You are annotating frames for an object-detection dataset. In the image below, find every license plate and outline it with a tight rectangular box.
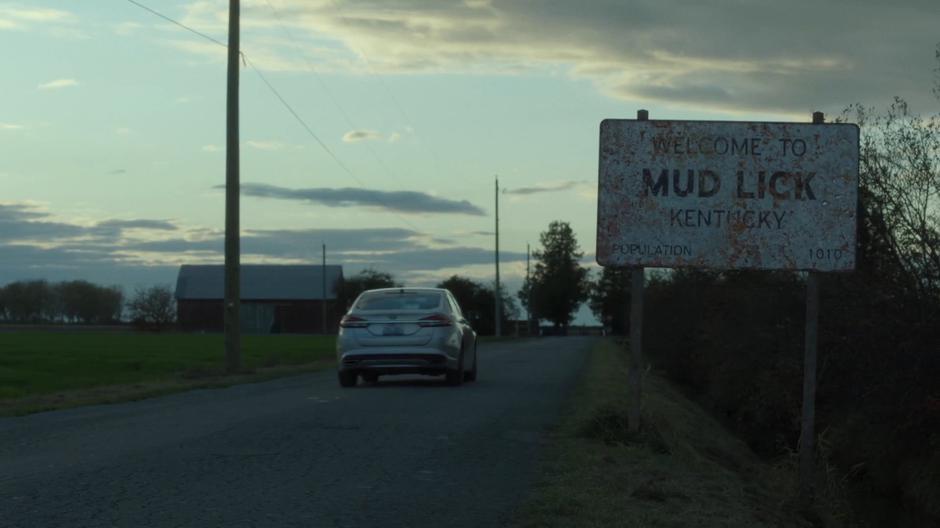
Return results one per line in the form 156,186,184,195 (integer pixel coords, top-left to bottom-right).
382,325,404,336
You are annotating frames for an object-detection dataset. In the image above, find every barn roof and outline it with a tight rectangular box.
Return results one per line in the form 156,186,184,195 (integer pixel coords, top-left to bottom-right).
175,265,344,301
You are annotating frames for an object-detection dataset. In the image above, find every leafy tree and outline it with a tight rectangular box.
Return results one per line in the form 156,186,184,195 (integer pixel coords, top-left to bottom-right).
127,285,176,331
98,286,124,323
437,275,518,335
437,275,474,312
0,280,123,324
519,221,590,329
0,280,54,323
492,281,521,324
336,268,399,309
588,267,631,334
57,280,123,324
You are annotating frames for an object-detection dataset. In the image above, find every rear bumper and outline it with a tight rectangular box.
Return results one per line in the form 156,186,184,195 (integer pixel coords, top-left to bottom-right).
338,347,457,376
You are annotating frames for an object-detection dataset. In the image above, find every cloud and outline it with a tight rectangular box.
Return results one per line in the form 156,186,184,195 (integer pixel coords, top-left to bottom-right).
165,36,321,73
0,204,517,300
113,21,143,36
94,219,177,231
387,132,402,143
201,144,221,152
0,242,179,290
246,139,286,151
115,127,131,136
358,247,526,271
174,0,940,115
0,122,23,130
0,205,191,286
503,180,590,196
0,203,178,244
37,78,78,90
246,228,421,255
0,203,85,242
124,227,422,257
342,129,383,143
0,6,74,31
244,139,303,151
231,183,486,216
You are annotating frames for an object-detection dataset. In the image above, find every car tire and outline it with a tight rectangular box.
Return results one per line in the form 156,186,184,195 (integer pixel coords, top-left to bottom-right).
361,372,378,384
464,344,477,382
446,349,464,386
338,371,357,388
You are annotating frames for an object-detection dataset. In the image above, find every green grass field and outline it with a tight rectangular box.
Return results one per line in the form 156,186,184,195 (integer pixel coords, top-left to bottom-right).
0,332,336,402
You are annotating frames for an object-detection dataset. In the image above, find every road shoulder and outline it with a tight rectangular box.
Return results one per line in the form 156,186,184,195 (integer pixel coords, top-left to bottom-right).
511,339,813,528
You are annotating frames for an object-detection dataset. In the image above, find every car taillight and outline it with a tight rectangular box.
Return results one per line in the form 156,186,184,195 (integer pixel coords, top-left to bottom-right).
340,315,368,328
418,313,453,327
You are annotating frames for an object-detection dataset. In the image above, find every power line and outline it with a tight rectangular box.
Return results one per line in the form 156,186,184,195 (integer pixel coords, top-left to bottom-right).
122,0,421,231
123,0,226,48
245,56,357,182
244,57,419,230
261,0,402,182
321,0,444,176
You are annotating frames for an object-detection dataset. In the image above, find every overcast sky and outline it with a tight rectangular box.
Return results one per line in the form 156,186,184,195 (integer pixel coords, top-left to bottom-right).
2,0,938,322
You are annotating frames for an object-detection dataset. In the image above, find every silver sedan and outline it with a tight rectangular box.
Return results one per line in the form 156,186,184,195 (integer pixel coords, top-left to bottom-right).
336,287,478,387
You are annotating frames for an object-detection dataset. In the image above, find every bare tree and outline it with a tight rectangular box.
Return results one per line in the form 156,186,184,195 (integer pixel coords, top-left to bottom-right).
127,285,176,331
842,96,940,303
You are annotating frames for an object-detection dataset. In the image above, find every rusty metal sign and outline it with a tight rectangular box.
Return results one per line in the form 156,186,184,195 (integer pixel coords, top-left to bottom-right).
596,119,859,271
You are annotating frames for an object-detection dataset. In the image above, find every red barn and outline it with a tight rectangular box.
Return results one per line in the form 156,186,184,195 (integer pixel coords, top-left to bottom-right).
174,264,344,334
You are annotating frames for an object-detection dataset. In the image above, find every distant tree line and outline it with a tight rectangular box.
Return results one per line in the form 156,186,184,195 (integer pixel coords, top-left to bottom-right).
0,280,180,330
0,280,123,324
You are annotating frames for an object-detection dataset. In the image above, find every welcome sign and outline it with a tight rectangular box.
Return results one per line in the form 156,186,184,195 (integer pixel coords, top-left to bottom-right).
596,119,859,271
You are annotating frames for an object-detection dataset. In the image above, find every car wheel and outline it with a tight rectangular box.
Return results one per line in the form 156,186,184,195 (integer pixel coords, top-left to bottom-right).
446,349,464,386
464,344,477,382
338,371,357,388
361,372,378,384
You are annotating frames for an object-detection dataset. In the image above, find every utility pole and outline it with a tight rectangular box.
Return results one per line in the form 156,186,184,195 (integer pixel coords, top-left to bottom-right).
223,0,241,373
525,242,530,325
494,176,501,337
322,243,327,333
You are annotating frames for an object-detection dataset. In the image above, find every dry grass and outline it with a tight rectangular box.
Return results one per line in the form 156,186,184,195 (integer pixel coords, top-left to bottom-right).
512,340,816,528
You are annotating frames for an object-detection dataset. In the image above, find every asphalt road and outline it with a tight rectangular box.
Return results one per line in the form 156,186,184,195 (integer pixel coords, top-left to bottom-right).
0,337,593,528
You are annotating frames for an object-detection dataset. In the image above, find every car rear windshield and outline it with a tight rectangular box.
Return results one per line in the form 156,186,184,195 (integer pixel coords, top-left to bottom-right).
356,292,443,311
